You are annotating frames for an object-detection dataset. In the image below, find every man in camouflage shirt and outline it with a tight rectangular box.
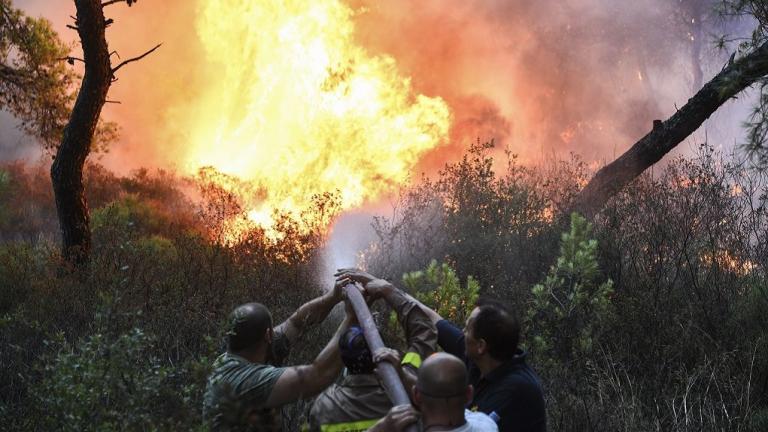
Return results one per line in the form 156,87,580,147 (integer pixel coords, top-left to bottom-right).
204,280,355,431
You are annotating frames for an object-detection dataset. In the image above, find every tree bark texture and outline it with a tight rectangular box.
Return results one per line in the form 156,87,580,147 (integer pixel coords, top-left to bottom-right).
572,40,768,219
50,0,111,265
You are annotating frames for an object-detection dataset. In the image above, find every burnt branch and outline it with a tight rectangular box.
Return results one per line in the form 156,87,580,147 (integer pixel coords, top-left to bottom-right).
101,0,135,7
572,40,768,219
59,56,85,65
111,43,161,74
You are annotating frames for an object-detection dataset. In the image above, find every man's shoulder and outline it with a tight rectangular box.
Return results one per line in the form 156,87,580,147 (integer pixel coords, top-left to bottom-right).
204,353,286,429
212,353,278,374
309,382,340,412
498,360,544,392
207,353,286,397
310,375,391,427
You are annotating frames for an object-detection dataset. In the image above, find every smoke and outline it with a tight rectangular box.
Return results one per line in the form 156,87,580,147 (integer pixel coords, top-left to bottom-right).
0,111,40,162
7,1,756,176
321,210,378,284
350,0,746,166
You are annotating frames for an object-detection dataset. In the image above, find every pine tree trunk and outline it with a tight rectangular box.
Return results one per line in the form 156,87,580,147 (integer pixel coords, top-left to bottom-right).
50,0,111,265
572,40,768,219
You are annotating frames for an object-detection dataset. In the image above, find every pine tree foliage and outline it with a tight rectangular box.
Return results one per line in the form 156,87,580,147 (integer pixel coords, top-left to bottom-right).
0,0,116,154
402,260,480,325
527,213,614,364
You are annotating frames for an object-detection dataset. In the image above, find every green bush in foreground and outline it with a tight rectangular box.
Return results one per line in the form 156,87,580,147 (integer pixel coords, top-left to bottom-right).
36,302,213,432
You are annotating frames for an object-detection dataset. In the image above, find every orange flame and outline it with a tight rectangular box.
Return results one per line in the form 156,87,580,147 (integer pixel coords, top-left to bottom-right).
169,0,451,237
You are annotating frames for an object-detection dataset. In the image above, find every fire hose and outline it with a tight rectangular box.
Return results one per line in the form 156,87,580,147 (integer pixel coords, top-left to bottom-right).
343,284,419,432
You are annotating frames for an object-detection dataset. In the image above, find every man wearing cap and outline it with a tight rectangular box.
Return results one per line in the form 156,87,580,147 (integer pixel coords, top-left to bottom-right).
307,270,437,432
203,280,354,431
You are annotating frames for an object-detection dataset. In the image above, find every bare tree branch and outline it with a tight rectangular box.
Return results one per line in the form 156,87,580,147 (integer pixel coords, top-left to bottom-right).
59,56,85,65
101,0,128,7
111,43,161,74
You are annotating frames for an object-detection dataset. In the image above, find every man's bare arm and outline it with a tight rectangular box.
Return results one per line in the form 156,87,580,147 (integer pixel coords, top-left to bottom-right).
274,280,343,343
265,314,351,407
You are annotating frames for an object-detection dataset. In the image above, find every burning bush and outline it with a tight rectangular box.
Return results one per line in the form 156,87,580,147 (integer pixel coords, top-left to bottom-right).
1,141,767,431
0,161,338,431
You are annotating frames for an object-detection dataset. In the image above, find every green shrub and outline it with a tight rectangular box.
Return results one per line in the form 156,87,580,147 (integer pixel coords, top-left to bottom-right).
403,260,480,324
527,212,614,364
92,195,164,236
367,141,555,300
36,307,211,431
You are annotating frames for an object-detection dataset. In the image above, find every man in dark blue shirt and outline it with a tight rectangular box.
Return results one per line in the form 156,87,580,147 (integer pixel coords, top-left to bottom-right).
429,299,546,432
337,269,546,432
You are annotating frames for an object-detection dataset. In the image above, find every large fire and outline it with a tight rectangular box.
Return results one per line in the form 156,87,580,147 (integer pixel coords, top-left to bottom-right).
170,0,450,237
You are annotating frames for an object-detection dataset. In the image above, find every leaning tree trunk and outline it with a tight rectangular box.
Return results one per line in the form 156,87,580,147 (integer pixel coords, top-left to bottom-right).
50,0,111,266
572,40,768,219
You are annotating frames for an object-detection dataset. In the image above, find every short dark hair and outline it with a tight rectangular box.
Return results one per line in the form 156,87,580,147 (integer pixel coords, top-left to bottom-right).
227,303,273,352
471,298,520,361
339,326,374,374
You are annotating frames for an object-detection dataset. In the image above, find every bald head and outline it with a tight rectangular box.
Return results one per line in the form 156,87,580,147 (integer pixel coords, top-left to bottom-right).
417,353,469,400
227,302,273,352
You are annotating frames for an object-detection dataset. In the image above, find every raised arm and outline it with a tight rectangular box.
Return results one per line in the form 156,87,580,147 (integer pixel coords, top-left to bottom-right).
403,292,468,359
404,291,444,326
365,279,438,363
369,405,420,432
334,268,444,326
264,310,351,407
273,279,343,344
336,268,465,359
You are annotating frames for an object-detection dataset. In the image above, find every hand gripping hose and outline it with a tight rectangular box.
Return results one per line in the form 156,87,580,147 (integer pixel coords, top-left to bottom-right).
343,284,418,432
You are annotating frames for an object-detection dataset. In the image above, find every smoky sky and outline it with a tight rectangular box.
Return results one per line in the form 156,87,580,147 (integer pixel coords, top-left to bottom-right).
351,0,747,166
4,0,754,173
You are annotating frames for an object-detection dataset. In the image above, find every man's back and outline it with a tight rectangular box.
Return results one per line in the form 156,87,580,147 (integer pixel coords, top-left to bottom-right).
203,353,286,431
308,374,391,431
309,280,438,431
